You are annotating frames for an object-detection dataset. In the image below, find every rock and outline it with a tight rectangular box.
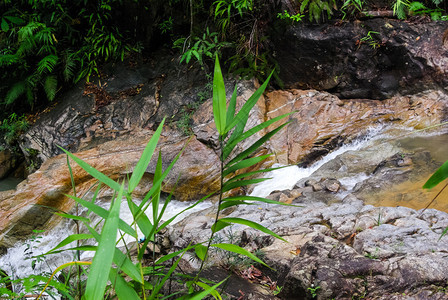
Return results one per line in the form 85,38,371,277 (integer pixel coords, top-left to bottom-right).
0,149,15,179
265,89,448,165
0,131,220,248
322,178,341,193
168,196,448,299
271,18,448,99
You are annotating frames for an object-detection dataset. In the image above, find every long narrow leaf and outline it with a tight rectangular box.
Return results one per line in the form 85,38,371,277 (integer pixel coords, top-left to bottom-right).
219,217,286,242
222,154,272,177
54,212,90,223
66,194,137,238
225,165,290,184
45,234,93,255
153,152,163,225
222,195,300,207
219,200,252,210
128,118,165,192
211,243,269,268
225,85,238,128
222,178,271,193
213,56,227,135
194,280,225,300
223,112,293,160
224,70,273,133
85,181,123,300
423,159,448,189
59,146,121,192
109,268,140,300
226,123,289,167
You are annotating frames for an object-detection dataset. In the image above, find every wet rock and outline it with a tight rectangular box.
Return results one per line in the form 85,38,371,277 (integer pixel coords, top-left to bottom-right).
265,89,448,165
0,149,15,179
271,18,448,99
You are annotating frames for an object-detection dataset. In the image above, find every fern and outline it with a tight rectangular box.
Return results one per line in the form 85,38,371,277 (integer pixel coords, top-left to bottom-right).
62,51,78,82
37,55,59,74
4,81,26,105
393,0,410,19
43,75,57,101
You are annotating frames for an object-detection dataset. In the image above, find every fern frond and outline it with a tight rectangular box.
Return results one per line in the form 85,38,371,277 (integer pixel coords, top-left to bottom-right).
37,54,59,74
4,81,26,105
63,51,78,82
43,75,57,101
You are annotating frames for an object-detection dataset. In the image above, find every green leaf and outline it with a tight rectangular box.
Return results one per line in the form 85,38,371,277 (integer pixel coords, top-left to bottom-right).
109,268,140,300
59,146,121,192
226,85,238,127
222,195,300,207
195,280,224,300
152,151,163,225
113,248,143,283
195,244,208,261
211,243,269,268
224,70,273,133
222,154,272,177
211,220,232,233
225,165,290,184
423,159,448,189
222,178,271,193
45,234,94,255
126,196,153,238
85,181,124,300
66,194,137,238
219,217,286,242
1,18,9,32
223,112,293,160
54,212,90,223
5,81,26,105
128,119,165,192
213,56,227,135
43,75,57,101
226,123,289,167
219,200,253,210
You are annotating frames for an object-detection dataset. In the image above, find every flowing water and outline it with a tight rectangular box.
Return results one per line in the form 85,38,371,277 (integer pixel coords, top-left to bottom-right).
1,123,448,295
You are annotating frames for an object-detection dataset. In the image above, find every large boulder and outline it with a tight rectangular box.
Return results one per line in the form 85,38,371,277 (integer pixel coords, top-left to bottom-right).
271,18,448,99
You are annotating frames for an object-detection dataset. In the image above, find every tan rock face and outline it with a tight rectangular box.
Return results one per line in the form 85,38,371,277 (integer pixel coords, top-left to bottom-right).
0,130,220,248
1,86,447,249
0,149,15,179
265,89,448,165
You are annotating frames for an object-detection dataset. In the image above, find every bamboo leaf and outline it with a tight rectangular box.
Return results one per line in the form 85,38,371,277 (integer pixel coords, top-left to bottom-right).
126,196,153,239
66,194,137,238
109,268,140,300
211,243,269,268
195,281,224,300
226,85,238,127
213,56,227,135
224,70,273,133
219,200,252,210
113,248,143,283
45,234,94,255
153,152,163,225
225,165,290,184
226,123,289,167
223,112,293,160
423,159,448,189
211,220,232,233
222,154,272,177
219,217,286,242
59,146,121,192
128,118,165,192
85,181,124,300
54,212,90,223
222,195,300,207
195,244,208,261
222,178,271,193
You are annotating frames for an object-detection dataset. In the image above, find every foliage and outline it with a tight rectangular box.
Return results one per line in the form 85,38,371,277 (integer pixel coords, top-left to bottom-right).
359,31,382,49
0,0,140,114
408,1,448,20
213,0,254,33
0,113,28,146
298,0,337,23
340,0,365,19
0,58,293,299
277,10,305,23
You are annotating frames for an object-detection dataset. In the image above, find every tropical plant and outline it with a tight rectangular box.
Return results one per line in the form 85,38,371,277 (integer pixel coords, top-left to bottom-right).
298,0,337,23
0,113,29,146
14,57,292,299
340,0,365,19
277,10,305,23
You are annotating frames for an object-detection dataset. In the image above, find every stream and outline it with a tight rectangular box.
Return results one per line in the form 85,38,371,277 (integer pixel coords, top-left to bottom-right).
0,123,447,295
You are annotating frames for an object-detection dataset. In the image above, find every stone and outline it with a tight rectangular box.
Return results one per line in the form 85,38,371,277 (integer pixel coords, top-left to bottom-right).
270,18,448,99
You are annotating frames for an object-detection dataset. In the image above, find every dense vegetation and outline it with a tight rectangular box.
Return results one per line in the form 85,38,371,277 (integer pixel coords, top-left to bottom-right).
0,0,447,145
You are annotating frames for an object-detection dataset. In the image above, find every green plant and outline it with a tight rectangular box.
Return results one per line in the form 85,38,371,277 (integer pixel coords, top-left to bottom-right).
159,17,174,34
33,57,291,299
298,0,337,23
408,1,447,20
340,0,365,19
359,31,382,49
393,0,411,19
364,247,379,259
277,10,305,23
213,0,254,32
177,28,231,67
308,284,321,298
0,113,29,146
